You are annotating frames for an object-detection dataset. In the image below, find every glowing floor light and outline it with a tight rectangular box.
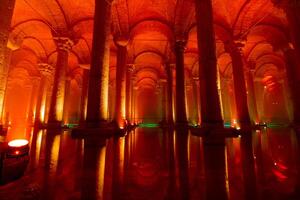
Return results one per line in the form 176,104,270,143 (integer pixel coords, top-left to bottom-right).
7,139,29,157
8,139,29,147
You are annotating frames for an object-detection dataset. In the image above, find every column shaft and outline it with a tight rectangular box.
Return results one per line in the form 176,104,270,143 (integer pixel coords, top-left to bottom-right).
86,0,112,126
246,70,259,124
114,45,127,127
48,49,69,123
229,44,251,126
166,64,174,124
175,41,188,124
0,0,16,124
126,66,133,122
195,0,223,126
80,69,89,123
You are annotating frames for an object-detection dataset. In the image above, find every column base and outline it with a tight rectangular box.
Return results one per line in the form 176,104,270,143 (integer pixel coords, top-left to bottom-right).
45,121,63,129
175,120,189,128
71,121,125,139
191,126,240,138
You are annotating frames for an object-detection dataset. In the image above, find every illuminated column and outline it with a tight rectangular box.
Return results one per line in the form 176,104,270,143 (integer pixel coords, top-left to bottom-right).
174,40,188,125
132,85,138,124
86,0,113,127
62,76,71,125
195,0,223,127
79,65,89,124
283,45,300,124
246,67,259,124
0,0,15,125
166,63,174,125
126,64,134,122
185,83,192,122
114,39,128,128
35,63,54,125
27,76,41,125
160,79,168,123
192,77,200,125
48,37,73,125
220,78,232,123
225,41,251,127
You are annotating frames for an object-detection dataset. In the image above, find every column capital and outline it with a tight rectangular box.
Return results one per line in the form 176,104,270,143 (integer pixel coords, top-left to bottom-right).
53,37,74,51
174,40,187,52
30,75,41,84
127,64,135,72
224,39,246,54
114,35,129,47
38,63,54,77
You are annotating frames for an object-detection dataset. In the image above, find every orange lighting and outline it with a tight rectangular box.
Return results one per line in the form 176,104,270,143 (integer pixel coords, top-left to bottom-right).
8,139,29,147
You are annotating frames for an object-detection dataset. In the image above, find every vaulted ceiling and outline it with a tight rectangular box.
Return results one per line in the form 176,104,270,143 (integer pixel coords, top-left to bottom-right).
9,0,290,90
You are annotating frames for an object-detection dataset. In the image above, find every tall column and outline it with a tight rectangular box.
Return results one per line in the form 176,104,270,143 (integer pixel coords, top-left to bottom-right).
174,40,188,125
283,45,300,124
160,79,168,123
166,63,174,125
35,64,54,125
79,66,89,124
195,0,223,127
192,77,200,125
246,67,259,124
27,76,41,125
62,77,71,125
126,65,134,122
220,78,232,123
86,0,113,127
48,38,73,125
131,76,138,124
0,0,16,126
225,41,251,127
114,40,128,128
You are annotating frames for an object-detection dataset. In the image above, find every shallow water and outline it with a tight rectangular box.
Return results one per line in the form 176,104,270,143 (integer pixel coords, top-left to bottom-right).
0,127,299,200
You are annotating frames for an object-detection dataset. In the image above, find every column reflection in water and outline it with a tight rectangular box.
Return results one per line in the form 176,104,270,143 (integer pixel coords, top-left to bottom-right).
81,138,107,200
203,135,228,200
173,128,190,199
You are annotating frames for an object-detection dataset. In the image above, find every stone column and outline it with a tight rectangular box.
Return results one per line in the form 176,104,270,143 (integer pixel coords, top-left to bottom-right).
0,0,16,125
35,64,54,125
246,67,259,124
166,63,174,125
62,76,71,125
220,78,232,123
48,37,73,125
160,79,168,124
79,65,89,124
174,40,188,125
86,0,113,127
126,65,134,123
225,41,251,127
27,76,41,125
114,40,128,128
195,0,223,127
192,77,200,125
283,45,300,124
132,85,138,124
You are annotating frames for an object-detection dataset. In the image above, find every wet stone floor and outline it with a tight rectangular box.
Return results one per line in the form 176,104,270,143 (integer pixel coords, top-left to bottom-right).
0,127,300,200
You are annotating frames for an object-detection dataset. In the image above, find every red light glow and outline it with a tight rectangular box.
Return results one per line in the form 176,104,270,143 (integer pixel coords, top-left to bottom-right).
8,139,29,147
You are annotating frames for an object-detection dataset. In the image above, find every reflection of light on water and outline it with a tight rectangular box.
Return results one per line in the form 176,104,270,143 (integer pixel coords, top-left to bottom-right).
97,146,106,200
35,130,43,165
119,137,125,182
50,135,61,174
224,146,230,199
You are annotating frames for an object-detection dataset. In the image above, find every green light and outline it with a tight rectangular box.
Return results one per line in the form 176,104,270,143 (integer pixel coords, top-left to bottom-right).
138,123,159,128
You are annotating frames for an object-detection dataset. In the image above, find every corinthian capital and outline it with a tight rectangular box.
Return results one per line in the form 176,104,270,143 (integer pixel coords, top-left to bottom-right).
53,37,74,51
